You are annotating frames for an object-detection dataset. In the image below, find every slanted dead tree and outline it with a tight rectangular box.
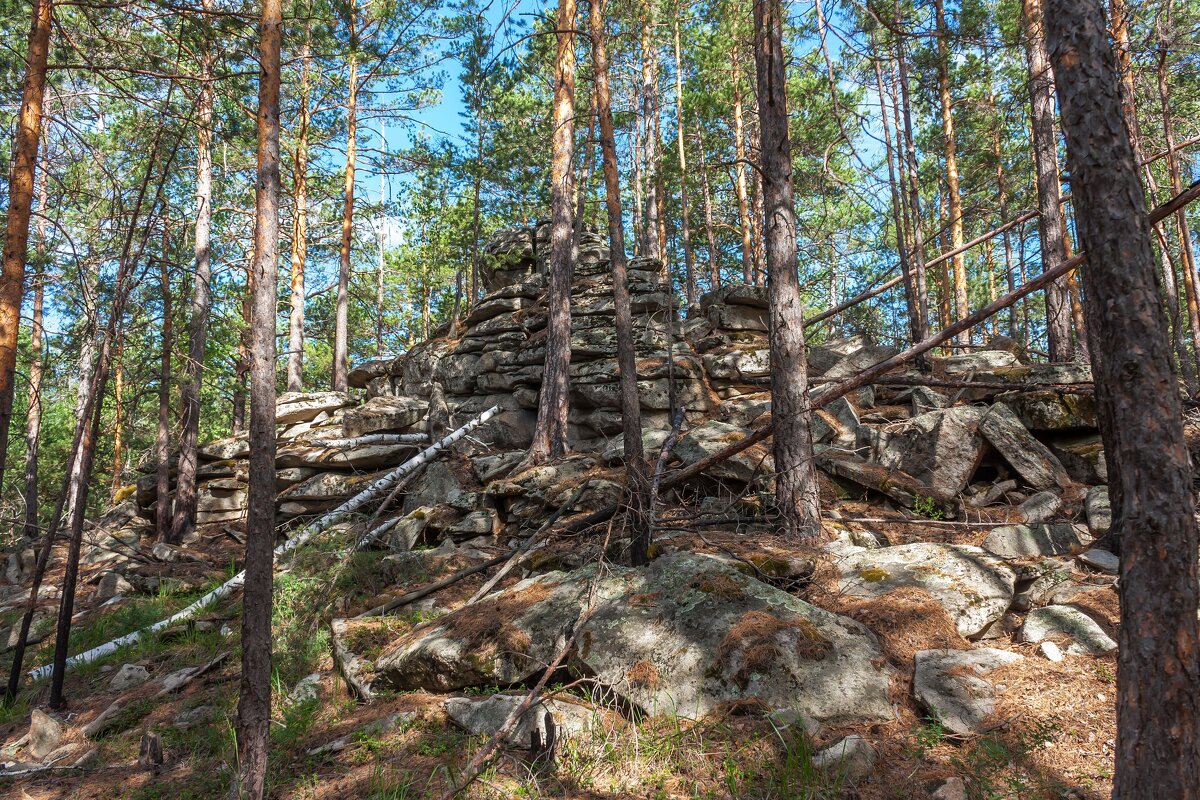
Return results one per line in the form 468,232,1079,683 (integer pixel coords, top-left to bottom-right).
1043,0,1200,795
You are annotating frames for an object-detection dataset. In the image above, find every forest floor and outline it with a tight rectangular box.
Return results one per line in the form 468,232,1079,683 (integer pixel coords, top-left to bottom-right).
0,478,1117,800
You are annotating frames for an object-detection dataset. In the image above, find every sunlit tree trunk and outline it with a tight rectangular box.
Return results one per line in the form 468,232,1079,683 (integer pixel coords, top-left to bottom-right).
0,0,53,493
694,124,720,291
731,43,754,284
933,0,968,345
171,7,215,543
1044,2,1200,795
671,18,696,306
639,3,662,262
894,47,930,357
333,5,358,392
156,233,173,541
287,34,311,392
22,157,48,541
521,0,576,469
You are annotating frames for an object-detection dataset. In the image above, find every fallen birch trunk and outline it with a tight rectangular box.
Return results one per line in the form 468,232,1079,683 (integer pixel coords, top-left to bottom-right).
28,405,500,683
309,433,429,448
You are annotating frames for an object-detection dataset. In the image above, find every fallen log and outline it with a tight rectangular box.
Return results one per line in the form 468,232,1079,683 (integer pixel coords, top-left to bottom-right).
27,405,500,682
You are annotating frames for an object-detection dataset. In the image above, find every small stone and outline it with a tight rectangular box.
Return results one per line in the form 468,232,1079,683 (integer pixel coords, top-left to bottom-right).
94,571,133,602
108,663,150,692
1017,491,1062,524
288,673,321,706
1078,549,1118,575
913,648,1023,735
28,709,61,760
1039,641,1064,663
811,735,875,784
932,776,968,800
173,705,214,731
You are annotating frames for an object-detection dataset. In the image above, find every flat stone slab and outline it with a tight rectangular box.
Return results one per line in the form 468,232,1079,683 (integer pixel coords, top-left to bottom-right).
979,404,1071,490
913,648,1022,735
982,524,1086,559
1077,549,1118,574
1019,604,1116,655
836,543,1016,638
1084,486,1111,536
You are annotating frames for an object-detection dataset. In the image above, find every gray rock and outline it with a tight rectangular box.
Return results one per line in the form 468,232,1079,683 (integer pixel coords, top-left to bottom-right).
932,777,968,800
1017,491,1062,524
998,390,1097,431
172,705,215,731
1039,642,1064,663
307,711,417,755
938,350,1019,374
343,396,427,437
1078,548,1118,574
28,710,61,760
913,648,1022,734
443,693,597,748
810,735,875,784
982,524,1086,559
1084,486,1111,537
197,434,251,461
573,553,893,723
108,663,150,692
979,404,1071,490
674,421,774,485
1019,605,1116,654
836,543,1016,638
866,407,988,501
275,391,354,424
288,673,321,705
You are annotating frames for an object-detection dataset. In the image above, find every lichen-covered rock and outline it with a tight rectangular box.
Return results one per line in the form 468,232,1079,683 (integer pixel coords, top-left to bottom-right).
998,390,1097,431
574,553,893,723
443,693,597,748
673,421,774,485
979,404,1071,490
341,396,426,437
865,406,988,501
275,391,355,424
835,543,1016,638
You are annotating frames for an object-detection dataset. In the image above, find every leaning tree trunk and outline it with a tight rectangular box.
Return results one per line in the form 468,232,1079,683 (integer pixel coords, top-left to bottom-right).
0,0,53,494
1043,1,1200,797
287,34,311,392
1022,0,1075,362
753,0,820,540
333,10,358,392
520,0,576,469
590,0,649,563
170,13,215,544
236,0,282,793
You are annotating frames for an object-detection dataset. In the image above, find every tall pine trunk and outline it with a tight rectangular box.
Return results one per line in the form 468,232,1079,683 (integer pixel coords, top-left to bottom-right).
753,0,820,540
22,155,47,541
287,35,311,392
156,234,173,541
694,124,720,290
590,0,649,563
731,44,754,285
671,17,696,307
171,11,215,544
0,0,53,492
639,4,661,262
236,0,282,792
1022,0,1075,362
894,46,931,357
333,9,358,392
1043,0,1200,795
933,0,968,345
520,0,575,469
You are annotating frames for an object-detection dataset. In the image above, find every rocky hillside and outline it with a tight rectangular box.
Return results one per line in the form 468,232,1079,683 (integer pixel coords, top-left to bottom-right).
0,222,1135,798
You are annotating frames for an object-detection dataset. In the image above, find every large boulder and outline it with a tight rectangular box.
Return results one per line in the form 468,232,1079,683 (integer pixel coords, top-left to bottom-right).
674,421,773,485
575,553,893,723
374,554,893,724
865,407,988,501
982,524,1087,559
341,396,426,437
443,693,597,748
275,391,354,424
835,543,1016,638
1019,605,1116,655
978,404,1071,490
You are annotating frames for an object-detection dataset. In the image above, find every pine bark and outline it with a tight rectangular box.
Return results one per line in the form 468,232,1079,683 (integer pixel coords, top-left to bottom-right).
694,124,721,290
1043,1,1200,795
1022,0,1075,362
287,35,311,392
753,0,820,540
933,0,968,344
894,50,931,353
156,238,173,541
672,17,696,307
521,0,575,468
170,14,215,544
236,0,282,792
333,10,358,392
731,44,754,285
0,0,53,493
590,0,649,563
22,159,47,541
639,4,661,262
